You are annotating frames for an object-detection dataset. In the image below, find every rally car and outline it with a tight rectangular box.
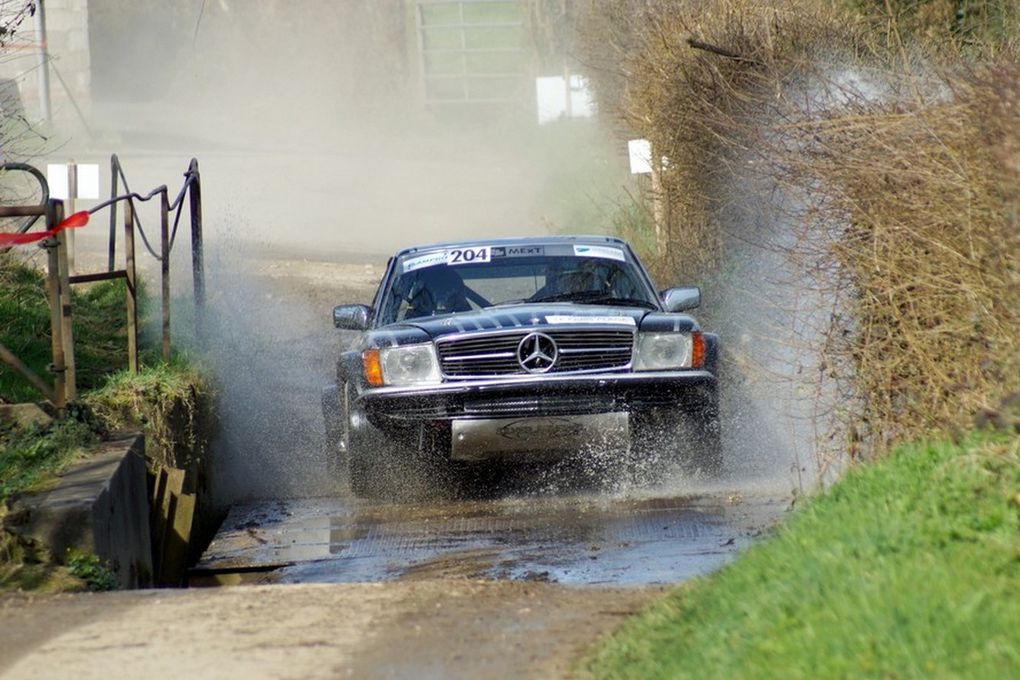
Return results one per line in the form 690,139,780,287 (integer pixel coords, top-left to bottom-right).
322,235,721,496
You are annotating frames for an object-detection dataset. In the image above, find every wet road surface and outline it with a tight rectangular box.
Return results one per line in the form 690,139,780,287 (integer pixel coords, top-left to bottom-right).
192,491,788,586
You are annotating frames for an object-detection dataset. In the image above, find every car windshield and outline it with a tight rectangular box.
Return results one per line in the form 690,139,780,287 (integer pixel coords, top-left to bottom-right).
379,244,658,324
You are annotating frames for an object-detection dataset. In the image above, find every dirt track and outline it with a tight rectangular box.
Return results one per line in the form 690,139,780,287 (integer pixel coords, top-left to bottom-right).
0,581,657,679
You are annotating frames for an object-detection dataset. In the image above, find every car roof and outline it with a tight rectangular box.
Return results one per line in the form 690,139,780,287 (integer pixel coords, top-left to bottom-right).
393,234,631,258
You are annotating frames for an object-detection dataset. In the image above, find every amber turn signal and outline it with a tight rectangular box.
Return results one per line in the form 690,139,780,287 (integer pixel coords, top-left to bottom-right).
362,348,384,387
691,331,706,368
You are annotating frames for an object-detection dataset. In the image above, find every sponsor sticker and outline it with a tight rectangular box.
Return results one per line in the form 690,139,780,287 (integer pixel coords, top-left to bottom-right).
402,251,447,273
447,246,491,265
546,315,636,326
573,244,626,261
499,418,584,441
492,245,545,258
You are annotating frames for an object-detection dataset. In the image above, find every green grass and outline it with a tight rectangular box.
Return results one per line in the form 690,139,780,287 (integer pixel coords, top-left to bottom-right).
582,431,1020,679
65,548,118,591
0,254,138,403
85,360,213,471
0,417,95,501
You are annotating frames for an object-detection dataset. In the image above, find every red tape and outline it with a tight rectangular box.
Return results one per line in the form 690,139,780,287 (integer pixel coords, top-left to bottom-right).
0,211,90,246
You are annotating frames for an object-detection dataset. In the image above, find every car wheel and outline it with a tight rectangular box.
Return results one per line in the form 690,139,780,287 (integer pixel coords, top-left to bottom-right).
347,415,412,500
680,408,722,478
349,436,417,499
631,406,723,482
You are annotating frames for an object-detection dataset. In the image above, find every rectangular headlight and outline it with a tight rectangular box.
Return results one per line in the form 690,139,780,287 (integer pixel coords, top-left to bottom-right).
634,332,694,370
373,342,441,386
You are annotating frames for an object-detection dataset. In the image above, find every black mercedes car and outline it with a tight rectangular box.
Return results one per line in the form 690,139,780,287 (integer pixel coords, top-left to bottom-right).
322,235,720,496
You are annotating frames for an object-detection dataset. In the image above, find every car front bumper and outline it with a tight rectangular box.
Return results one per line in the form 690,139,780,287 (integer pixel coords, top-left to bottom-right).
357,370,717,421
349,371,716,463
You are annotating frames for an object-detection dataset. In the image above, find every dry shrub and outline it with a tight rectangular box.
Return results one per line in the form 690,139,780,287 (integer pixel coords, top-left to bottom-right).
797,62,1020,448
576,0,866,280
576,0,1019,457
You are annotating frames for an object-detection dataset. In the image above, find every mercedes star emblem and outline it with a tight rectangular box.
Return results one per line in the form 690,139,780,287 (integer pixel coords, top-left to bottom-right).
517,332,558,374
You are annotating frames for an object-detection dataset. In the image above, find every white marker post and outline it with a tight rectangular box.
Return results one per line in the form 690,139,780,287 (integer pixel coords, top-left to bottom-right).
47,162,100,274
628,139,669,256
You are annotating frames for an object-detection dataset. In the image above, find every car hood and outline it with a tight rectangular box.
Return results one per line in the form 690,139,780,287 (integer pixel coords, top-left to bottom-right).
361,304,701,349
403,304,646,341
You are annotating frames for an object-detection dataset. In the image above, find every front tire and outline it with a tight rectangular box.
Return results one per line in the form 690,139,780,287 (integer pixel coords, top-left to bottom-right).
631,404,723,482
347,413,413,500
680,408,722,478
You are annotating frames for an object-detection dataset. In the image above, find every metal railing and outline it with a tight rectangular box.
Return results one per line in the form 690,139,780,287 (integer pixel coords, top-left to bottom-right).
0,156,206,408
101,155,206,363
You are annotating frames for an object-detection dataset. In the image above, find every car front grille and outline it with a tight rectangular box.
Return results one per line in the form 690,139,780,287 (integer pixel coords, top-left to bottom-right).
436,329,634,378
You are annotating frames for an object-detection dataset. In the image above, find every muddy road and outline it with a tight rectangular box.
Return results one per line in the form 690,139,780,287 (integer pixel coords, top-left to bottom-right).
194,493,786,587
190,253,790,588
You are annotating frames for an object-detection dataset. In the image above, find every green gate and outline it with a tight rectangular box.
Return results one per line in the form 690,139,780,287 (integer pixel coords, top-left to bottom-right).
415,0,529,110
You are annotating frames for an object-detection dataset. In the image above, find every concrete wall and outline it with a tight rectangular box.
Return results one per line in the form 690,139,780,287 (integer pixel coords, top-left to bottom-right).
6,434,153,588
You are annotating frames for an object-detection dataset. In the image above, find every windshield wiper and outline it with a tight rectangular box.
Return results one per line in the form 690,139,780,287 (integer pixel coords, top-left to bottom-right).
486,298,529,307
590,296,659,310
529,290,658,309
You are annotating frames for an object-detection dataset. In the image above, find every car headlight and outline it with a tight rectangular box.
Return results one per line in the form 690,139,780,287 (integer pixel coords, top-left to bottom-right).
363,343,441,386
634,332,705,370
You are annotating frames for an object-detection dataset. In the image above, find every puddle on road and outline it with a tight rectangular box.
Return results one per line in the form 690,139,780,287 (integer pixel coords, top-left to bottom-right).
192,492,788,586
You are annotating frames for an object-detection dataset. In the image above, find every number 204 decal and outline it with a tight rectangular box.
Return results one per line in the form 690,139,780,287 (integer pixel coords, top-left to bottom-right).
447,247,491,265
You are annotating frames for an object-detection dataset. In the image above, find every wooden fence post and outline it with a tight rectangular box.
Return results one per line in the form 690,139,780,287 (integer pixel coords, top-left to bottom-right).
44,228,66,408
54,201,77,402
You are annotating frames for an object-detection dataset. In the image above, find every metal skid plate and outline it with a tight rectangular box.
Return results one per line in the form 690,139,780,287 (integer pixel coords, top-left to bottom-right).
450,412,629,462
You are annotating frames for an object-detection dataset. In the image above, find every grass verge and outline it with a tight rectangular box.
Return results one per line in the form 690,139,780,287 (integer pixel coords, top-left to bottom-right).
581,430,1020,679
85,361,213,472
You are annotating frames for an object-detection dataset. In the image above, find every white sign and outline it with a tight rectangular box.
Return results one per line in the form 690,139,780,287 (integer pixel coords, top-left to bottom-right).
77,164,100,199
46,163,101,200
546,315,636,326
628,139,652,174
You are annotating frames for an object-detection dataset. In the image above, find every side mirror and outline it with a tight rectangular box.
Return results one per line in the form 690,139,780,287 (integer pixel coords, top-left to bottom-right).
660,286,701,313
333,304,372,330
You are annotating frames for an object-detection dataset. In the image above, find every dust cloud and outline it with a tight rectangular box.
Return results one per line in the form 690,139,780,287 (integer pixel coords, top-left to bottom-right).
76,3,620,503
77,3,834,503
